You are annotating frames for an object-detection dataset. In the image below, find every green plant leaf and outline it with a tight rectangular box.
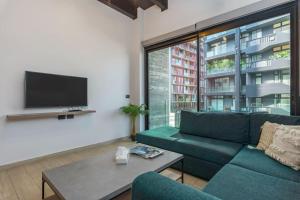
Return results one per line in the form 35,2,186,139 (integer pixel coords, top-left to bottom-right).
120,104,149,118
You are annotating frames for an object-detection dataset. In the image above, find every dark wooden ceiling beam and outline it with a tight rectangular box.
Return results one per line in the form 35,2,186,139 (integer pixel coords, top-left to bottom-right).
98,0,168,19
150,0,168,11
98,0,137,19
139,0,155,10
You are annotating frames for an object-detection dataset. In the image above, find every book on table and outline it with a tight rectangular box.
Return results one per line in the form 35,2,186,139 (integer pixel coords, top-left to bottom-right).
130,145,164,159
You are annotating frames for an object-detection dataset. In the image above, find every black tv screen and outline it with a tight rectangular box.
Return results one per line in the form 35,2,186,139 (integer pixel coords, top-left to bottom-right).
25,71,87,108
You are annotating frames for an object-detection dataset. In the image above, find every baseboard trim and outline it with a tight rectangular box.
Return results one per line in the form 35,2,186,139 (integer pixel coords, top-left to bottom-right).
0,136,131,171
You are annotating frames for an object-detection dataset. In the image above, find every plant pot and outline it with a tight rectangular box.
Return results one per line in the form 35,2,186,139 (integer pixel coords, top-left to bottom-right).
130,134,136,142
131,117,136,142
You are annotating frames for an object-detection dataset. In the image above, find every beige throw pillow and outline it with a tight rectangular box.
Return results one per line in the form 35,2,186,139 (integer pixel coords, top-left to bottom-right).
257,122,300,151
265,125,300,171
257,121,280,151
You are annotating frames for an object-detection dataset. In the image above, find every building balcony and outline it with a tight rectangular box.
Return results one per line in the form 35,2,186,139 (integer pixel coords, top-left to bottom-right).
172,63,197,71
172,53,197,62
205,86,235,95
172,90,197,95
241,104,290,116
241,31,290,54
206,67,235,78
240,14,290,32
171,101,197,111
205,29,236,43
205,49,235,61
240,106,271,113
245,82,290,98
241,58,290,73
172,73,197,79
176,45,197,54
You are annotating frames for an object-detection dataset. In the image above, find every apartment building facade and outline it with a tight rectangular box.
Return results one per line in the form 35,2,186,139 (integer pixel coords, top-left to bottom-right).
202,14,291,115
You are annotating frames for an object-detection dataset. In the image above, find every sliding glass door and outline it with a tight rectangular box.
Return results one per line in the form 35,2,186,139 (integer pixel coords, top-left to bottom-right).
148,39,198,129
146,3,296,129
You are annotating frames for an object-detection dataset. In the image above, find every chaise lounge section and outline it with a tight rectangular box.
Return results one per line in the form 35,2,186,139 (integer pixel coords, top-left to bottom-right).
133,111,300,200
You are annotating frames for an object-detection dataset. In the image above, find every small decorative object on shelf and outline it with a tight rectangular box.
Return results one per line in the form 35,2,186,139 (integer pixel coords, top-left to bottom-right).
120,104,148,141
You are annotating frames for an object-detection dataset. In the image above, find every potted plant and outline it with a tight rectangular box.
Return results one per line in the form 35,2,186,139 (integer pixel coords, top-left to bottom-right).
121,104,148,141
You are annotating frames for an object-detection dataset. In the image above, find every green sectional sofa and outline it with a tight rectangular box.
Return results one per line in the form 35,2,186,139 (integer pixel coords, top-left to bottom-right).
133,111,300,200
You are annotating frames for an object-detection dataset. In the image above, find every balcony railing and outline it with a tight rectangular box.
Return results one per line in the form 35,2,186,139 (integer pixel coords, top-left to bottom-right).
242,60,272,70
246,83,290,97
172,51,197,61
241,31,290,53
171,101,197,112
240,106,271,113
241,103,290,115
207,67,235,75
172,62,197,69
206,86,235,94
241,58,290,71
206,46,235,58
205,29,235,42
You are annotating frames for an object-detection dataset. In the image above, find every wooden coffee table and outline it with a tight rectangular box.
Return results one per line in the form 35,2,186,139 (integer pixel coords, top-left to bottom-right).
42,146,184,200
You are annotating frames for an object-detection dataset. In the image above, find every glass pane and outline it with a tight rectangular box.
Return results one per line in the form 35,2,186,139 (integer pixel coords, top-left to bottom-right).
148,40,198,129
240,14,290,115
199,28,237,112
199,13,291,115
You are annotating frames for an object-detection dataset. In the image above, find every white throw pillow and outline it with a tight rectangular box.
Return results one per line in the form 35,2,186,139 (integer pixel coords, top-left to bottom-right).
265,125,300,171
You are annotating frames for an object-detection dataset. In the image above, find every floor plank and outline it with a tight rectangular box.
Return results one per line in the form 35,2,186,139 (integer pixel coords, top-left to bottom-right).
7,166,41,200
0,170,19,200
24,161,45,189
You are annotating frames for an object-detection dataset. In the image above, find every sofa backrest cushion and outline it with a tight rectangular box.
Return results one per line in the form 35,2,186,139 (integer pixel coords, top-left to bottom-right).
180,111,249,143
249,113,300,145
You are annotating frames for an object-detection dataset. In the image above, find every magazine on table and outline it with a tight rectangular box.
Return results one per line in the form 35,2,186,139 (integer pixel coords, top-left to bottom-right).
130,145,164,159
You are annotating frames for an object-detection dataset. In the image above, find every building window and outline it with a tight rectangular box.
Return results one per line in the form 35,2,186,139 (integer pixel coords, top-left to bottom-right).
251,29,262,40
255,73,262,85
251,54,262,62
255,98,262,106
273,19,290,33
274,71,279,83
281,70,290,85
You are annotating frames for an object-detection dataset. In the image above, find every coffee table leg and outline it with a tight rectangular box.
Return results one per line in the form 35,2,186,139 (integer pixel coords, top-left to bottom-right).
181,159,184,184
42,178,45,199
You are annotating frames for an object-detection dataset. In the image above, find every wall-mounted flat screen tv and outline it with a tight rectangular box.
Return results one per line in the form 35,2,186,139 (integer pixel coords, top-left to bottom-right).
25,71,88,108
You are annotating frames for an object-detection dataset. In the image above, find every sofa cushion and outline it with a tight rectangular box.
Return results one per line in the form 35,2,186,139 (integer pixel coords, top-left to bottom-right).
136,127,180,152
257,121,280,150
249,113,300,145
204,164,300,200
180,111,249,143
265,125,300,171
230,146,300,183
172,155,223,180
132,172,221,200
172,133,243,165
257,122,300,151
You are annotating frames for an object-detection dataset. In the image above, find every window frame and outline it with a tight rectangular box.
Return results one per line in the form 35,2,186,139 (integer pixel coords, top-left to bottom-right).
144,1,299,130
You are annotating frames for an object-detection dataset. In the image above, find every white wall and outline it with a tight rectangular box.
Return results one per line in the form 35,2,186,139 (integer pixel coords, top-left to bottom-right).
0,0,134,166
142,0,262,41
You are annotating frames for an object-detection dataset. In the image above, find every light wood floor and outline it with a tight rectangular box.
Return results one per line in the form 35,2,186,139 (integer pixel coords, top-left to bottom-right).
0,140,207,200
